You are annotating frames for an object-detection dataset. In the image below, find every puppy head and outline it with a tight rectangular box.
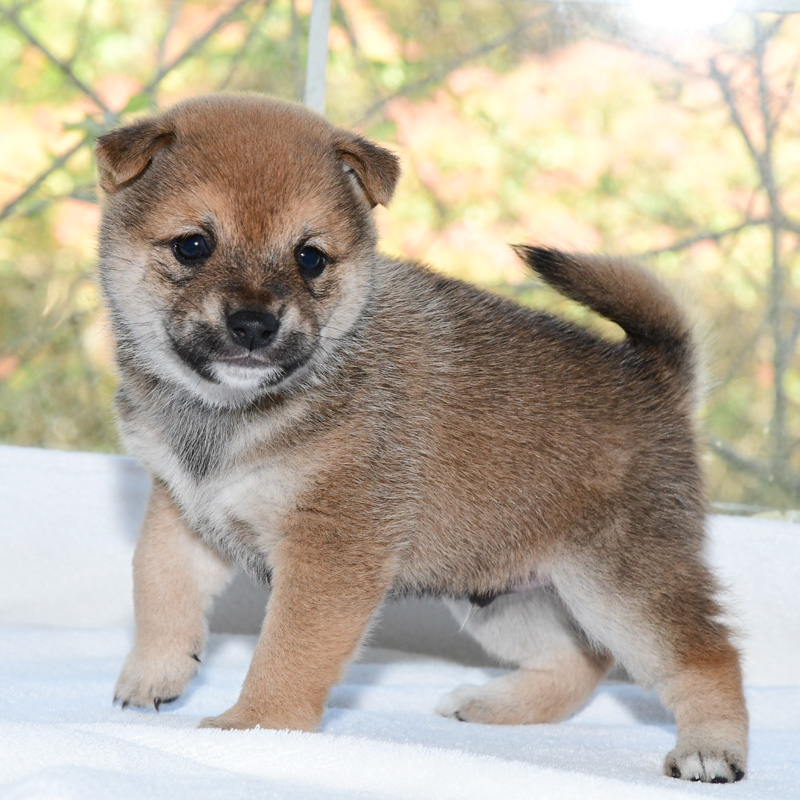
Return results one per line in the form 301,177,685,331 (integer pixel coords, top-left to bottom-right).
95,93,400,407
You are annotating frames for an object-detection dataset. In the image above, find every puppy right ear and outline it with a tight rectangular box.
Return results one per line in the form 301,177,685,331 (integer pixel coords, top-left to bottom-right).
95,117,174,192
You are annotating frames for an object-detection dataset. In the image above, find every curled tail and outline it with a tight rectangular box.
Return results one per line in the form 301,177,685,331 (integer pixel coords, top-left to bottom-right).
513,245,696,388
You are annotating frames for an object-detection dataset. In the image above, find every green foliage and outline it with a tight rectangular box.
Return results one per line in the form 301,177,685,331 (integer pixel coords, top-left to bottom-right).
0,0,798,511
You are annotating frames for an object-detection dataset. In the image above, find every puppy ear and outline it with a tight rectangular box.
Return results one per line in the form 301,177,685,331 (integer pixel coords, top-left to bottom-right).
95,117,174,192
336,133,400,207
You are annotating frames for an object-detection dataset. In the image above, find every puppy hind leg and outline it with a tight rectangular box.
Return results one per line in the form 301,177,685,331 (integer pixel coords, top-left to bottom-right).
660,637,748,783
551,550,748,783
436,590,612,725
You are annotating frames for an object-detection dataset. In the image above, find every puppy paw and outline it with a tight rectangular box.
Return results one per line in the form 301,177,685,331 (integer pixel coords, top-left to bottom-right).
114,647,201,710
664,743,746,783
199,711,260,731
435,684,512,724
199,702,320,732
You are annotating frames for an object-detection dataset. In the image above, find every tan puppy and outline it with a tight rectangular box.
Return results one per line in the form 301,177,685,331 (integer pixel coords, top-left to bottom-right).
95,93,747,783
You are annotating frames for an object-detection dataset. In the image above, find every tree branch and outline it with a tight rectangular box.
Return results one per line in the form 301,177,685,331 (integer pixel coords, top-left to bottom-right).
219,0,274,91
636,218,770,257
155,0,183,84
752,17,792,468
0,135,90,224
709,440,800,500
144,0,256,94
357,10,548,125
289,0,303,102
709,58,766,189
0,6,111,113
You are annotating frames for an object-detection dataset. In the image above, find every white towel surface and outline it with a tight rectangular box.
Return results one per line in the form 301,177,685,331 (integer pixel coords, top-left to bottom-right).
1,445,799,798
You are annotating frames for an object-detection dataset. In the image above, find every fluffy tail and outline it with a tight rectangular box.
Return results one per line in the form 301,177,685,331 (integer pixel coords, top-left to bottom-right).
513,245,695,386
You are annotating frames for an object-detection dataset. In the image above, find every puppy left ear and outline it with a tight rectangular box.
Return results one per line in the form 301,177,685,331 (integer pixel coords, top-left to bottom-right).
95,116,175,193
336,133,400,207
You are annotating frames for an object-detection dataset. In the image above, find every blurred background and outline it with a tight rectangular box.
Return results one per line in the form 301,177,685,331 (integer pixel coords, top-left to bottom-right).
0,0,798,515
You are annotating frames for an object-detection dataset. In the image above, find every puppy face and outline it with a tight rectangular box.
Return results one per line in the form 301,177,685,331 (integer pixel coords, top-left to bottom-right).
96,95,399,406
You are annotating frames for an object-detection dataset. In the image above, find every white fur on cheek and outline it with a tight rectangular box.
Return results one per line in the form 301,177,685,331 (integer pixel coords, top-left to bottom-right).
102,248,281,408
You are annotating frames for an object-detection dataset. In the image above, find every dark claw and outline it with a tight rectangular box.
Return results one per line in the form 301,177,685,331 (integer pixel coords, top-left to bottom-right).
733,768,745,782
453,711,466,722
711,776,729,784
121,700,129,710
155,695,179,711
153,695,179,711
191,653,201,663
670,765,681,779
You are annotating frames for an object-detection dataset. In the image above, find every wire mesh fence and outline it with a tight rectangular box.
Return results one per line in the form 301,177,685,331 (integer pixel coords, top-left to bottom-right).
0,0,798,513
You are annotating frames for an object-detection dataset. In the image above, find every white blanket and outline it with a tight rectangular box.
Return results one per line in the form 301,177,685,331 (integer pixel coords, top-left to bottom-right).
1,445,798,799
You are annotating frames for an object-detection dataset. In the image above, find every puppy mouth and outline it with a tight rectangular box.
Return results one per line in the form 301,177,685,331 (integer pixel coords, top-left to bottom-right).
211,352,310,389
167,328,312,391
210,358,287,390
214,353,276,369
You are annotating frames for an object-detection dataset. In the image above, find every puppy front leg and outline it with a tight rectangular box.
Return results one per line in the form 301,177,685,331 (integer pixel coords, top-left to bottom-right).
200,533,392,732
115,480,233,709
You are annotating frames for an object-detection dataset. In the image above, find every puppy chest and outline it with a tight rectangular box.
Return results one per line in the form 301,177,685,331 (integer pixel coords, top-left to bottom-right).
170,460,300,558
122,410,304,551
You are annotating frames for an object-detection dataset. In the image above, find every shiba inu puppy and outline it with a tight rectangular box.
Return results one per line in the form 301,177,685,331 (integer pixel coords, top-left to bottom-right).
96,93,747,782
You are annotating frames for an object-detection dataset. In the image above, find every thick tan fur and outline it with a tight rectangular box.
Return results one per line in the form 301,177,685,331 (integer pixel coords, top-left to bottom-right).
96,93,748,782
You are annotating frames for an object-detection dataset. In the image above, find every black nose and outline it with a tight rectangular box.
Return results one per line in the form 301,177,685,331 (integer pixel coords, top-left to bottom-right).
226,309,280,351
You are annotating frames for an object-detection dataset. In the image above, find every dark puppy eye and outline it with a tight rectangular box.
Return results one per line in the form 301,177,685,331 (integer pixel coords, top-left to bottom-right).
295,245,327,279
172,234,212,265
